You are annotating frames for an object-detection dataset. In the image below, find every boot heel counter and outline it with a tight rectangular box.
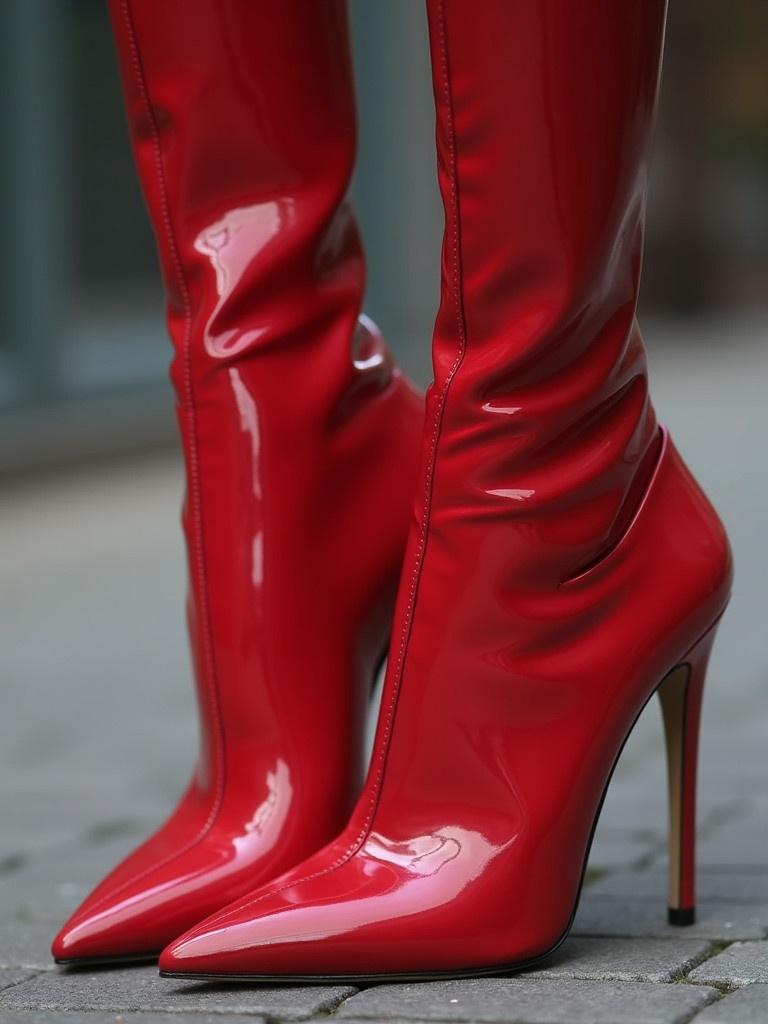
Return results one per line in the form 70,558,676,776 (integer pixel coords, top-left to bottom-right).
667,436,733,615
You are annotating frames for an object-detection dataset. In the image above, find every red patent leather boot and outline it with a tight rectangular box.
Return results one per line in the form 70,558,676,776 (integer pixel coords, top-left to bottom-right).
52,0,422,966
158,0,732,980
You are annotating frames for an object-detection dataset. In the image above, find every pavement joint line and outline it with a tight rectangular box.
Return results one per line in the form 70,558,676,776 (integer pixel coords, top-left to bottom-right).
687,977,741,996
696,801,756,837
633,849,663,871
0,968,48,993
673,944,733,986
322,982,724,1024
661,940,722,983
676,940,744,996
677,987,727,1024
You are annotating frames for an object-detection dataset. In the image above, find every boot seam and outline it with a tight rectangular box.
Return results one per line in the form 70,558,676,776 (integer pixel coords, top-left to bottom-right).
76,0,227,918
353,0,471,848
208,0,473,924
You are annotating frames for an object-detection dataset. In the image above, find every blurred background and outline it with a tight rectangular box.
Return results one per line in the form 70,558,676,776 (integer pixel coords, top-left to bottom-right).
1,1,766,890
1,0,766,467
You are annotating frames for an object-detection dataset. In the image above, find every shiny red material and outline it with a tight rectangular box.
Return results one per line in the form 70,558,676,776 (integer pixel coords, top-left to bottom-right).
52,0,422,965
159,0,732,980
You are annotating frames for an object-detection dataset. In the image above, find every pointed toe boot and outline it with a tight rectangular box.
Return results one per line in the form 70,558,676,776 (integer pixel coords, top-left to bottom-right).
52,0,422,966
156,0,732,982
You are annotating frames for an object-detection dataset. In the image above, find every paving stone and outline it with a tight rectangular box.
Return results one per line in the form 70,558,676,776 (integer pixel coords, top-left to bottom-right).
689,940,768,986
592,790,667,834
1,344,765,1021
0,971,38,993
587,834,660,871
653,811,768,875
0,922,57,971
335,978,718,1023
695,773,768,802
701,814,768,844
0,875,89,928
698,796,762,830
0,838,147,926
0,790,160,866
0,966,355,1019
0,1015,265,1024
573,896,768,940
521,936,713,983
587,868,768,904
696,834,768,869
692,985,768,1022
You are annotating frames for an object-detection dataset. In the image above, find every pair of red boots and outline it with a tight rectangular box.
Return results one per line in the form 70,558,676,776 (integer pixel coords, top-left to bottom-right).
52,0,731,981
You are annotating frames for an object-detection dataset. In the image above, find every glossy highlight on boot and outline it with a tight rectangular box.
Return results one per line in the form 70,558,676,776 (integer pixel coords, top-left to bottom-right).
52,0,423,966
155,0,732,981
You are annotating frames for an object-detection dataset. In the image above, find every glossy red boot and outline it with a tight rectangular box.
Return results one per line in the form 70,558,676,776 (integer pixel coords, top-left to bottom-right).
158,0,732,981
52,0,422,966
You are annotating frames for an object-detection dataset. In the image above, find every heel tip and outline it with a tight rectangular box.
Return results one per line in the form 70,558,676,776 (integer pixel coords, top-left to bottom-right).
668,907,695,926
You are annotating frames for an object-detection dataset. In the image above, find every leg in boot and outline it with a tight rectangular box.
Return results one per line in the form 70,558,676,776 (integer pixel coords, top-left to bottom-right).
158,0,732,979
52,0,422,965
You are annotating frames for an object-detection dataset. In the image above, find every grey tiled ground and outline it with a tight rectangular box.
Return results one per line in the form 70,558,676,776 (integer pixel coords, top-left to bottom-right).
0,921,65,971
573,897,768,941
0,967,354,1018
2,322,766,1023
587,868,768,903
689,941,768,987
0,1017,268,1024
0,971,38,993
694,986,768,1023
519,937,715,983
335,978,719,1023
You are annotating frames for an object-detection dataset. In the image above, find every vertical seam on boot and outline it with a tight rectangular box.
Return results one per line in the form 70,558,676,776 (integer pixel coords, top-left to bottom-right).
120,0,225,847
352,0,469,842
216,0,471,920
77,0,227,916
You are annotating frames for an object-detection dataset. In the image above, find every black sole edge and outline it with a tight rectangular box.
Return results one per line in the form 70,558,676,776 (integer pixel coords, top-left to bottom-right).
55,953,159,968
158,949,551,985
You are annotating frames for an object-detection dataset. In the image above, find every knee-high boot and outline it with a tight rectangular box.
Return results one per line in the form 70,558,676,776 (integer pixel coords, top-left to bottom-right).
52,0,423,965
157,0,731,980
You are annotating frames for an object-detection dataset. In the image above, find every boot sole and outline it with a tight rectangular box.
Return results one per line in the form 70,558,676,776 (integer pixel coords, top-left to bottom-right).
56,952,158,968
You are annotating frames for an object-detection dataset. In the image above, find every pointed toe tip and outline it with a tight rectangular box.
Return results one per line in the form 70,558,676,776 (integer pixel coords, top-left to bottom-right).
158,939,184,975
158,919,270,979
158,924,218,974
158,939,209,977
50,931,98,966
50,915,97,965
50,926,71,964
50,911,160,967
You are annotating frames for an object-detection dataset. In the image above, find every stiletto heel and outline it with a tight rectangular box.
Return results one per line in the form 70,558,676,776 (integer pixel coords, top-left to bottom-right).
658,621,721,927
156,0,735,981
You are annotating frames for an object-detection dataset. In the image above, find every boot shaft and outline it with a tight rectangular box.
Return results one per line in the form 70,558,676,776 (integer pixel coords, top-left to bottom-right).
424,0,668,584
51,2,425,965
354,0,731,948
107,0,423,806
151,3,734,980
109,0,363,390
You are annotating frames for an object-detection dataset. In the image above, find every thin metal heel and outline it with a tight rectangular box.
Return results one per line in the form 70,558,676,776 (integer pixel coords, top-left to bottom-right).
657,621,721,926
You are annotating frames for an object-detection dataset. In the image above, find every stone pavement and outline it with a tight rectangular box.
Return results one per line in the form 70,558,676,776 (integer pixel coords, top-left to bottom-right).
1,320,767,1023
